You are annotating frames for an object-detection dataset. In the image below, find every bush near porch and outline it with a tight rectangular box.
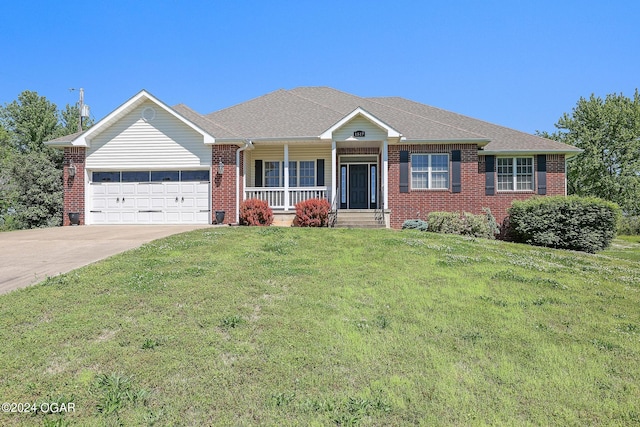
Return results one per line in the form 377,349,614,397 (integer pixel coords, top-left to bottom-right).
294,198,331,227
239,198,273,226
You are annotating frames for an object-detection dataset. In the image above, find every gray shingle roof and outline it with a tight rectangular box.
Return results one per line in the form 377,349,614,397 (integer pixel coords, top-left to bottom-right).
171,104,241,139
368,96,578,153
202,87,579,153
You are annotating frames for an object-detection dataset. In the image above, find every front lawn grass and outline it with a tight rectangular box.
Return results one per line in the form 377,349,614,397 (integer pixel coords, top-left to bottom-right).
1,228,639,426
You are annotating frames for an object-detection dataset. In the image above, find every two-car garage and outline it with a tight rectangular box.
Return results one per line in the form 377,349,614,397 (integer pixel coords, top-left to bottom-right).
89,170,211,224
48,92,222,226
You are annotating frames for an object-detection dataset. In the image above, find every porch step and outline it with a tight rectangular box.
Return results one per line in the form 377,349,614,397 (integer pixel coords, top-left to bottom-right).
333,210,385,229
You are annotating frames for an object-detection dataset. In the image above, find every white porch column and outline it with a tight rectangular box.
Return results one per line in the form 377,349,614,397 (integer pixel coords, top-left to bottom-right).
331,140,337,207
284,144,289,211
383,140,389,210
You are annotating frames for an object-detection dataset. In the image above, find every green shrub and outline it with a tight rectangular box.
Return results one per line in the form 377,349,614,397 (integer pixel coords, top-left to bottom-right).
401,219,428,231
239,199,273,226
618,215,640,235
427,211,497,239
427,212,463,234
507,196,620,253
294,198,331,227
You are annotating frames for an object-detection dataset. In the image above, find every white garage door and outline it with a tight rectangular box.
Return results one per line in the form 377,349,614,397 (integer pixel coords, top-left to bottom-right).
89,170,210,224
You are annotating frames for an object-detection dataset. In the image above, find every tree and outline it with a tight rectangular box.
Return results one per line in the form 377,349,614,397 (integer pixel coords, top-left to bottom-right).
0,90,59,153
7,150,62,228
0,91,91,230
541,90,640,215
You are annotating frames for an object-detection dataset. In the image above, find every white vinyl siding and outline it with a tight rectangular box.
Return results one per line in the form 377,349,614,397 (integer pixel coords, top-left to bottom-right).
497,157,534,191
411,154,449,190
332,116,388,141
86,101,211,169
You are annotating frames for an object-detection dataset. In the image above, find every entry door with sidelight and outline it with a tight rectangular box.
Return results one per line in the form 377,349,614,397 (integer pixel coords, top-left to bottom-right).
340,163,378,209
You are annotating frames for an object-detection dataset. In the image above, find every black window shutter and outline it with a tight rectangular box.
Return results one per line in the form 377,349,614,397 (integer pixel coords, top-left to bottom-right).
485,155,495,196
255,160,263,187
537,155,547,195
399,151,409,193
451,150,461,193
316,159,325,186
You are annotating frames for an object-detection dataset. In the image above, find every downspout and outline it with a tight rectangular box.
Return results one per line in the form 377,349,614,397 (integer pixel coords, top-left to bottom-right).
236,140,254,223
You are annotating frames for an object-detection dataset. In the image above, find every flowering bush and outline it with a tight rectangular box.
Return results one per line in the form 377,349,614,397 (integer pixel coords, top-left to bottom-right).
294,198,331,227
239,199,273,226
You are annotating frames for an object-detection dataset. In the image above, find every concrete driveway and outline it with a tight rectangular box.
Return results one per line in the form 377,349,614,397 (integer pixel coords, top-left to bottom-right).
0,225,211,295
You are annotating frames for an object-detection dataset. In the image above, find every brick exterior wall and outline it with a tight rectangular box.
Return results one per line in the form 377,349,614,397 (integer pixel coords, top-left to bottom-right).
212,145,239,224
387,145,566,228
62,147,86,226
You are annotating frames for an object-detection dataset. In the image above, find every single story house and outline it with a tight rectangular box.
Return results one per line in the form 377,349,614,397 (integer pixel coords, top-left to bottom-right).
46,87,581,228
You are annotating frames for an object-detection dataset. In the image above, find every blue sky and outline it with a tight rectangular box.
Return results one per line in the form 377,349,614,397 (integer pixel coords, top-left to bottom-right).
1,1,638,134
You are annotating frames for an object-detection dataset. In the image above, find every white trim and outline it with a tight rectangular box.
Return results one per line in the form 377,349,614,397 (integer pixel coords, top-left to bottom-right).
283,145,289,211
482,150,581,157
400,138,490,146
320,107,402,140
331,140,337,208
410,153,450,190
236,140,253,223
383,140,388,209
496,156,535,192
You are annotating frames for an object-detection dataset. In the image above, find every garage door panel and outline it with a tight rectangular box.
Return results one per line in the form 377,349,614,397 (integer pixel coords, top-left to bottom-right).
150,184,165,194
136,184,151,195
121,211,136,223
106,185,121,195
150,197,166,209
136,198,150,209
149,211,164,222
165,183,180,194
121,184,136,195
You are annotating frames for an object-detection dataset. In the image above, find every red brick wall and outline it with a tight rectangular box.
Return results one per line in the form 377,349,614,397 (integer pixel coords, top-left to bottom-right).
387,145,566,228
212,145,238,224
62,147,86,226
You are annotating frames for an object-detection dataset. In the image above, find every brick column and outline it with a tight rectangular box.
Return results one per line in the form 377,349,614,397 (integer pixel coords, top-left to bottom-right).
63,147,86,226
212,145,238,224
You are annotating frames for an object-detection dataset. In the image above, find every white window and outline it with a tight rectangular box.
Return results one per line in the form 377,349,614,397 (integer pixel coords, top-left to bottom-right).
264,161,280,187
411,154,449,190
298,161,315,187
497,157,533,191
263,160,315,187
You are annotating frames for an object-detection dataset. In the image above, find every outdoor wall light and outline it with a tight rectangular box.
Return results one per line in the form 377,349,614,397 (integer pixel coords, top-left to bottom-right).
68,163,77,177
218,160,224,175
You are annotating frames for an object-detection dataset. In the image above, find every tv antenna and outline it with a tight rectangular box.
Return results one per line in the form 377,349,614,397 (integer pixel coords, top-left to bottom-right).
69,88,90,132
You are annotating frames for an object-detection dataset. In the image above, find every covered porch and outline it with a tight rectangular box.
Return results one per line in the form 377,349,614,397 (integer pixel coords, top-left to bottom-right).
241,140,389,220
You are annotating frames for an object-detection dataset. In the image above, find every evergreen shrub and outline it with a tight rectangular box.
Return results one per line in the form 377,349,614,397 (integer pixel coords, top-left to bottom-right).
507,196,620,252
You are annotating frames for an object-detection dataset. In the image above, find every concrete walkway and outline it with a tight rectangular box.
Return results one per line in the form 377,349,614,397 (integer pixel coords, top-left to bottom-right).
0,225,211,295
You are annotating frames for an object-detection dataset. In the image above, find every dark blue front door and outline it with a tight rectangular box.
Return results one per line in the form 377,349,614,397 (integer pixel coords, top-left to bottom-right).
349,164,368,209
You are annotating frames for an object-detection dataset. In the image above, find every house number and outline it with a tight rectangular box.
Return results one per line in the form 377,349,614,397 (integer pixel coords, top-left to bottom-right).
353,130,365,137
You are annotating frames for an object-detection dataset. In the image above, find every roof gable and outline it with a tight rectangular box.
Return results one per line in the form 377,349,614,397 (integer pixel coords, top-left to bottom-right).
319,107,401,140
47,90,216,147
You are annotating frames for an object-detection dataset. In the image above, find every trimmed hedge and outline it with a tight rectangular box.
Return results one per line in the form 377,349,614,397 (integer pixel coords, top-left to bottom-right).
427,209,498,239
401,219,429,231
239,199,273,226
507,196,620,253
294,198,331,227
